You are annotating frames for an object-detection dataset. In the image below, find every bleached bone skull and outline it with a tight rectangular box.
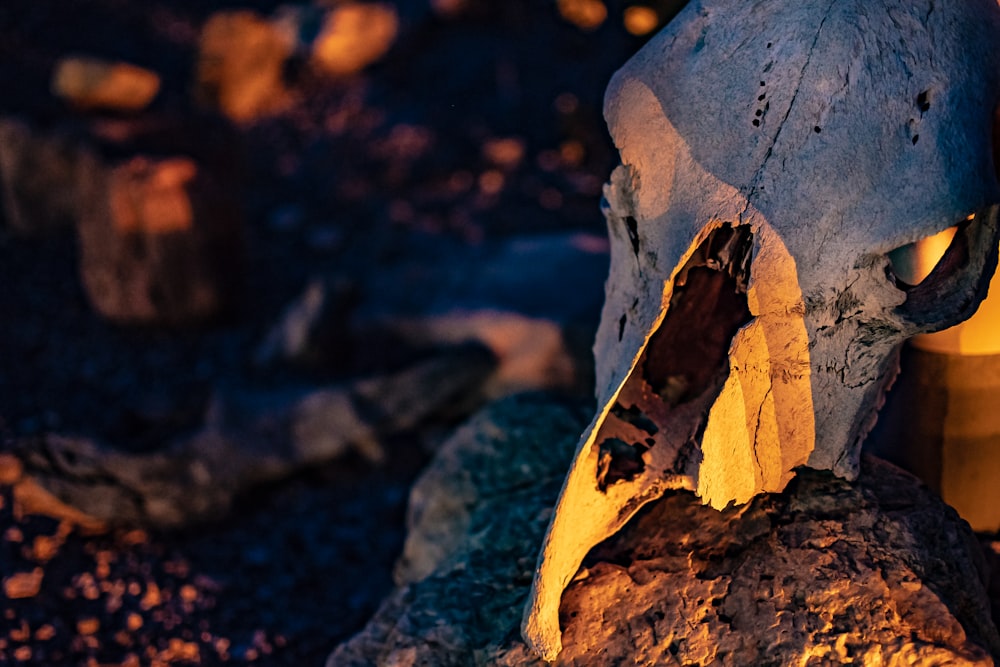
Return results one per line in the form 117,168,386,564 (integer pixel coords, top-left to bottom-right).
522,0,1000,659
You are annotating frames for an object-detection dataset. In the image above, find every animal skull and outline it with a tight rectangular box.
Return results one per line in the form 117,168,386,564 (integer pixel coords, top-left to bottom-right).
522,0,1000,660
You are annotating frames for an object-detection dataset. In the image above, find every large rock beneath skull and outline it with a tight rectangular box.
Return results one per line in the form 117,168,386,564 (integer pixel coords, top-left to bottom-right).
329,394,1000,666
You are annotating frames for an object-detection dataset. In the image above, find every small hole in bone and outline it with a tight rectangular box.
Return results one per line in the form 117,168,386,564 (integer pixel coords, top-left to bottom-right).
912,134,919,145
755,110,763,117
596,437,648,491
618,313,627,341
752,119,760,127
917,90,931,113
625,216,640,257
757,93,765,101
813,126,821,133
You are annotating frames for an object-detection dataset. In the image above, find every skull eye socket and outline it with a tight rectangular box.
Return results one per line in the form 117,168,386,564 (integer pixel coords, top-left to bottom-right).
886,217,972,288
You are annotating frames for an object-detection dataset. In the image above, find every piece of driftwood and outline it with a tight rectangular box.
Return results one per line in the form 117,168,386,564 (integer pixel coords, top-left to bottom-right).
15,344,495,528
329,395,1000,666
523,1,1000,657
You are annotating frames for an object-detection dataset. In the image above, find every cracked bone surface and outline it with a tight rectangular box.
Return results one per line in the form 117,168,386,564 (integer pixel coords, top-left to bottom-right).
522,0,1000,660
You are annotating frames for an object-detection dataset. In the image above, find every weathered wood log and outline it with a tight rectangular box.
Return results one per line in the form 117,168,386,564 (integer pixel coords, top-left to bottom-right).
329,395,1000,666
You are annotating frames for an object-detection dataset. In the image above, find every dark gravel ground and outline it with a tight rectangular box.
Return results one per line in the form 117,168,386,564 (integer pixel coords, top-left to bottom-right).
0,0,677,664
0,441,426,665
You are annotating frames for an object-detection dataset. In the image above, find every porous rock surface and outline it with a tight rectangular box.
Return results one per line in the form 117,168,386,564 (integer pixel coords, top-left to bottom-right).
330,394,1000,666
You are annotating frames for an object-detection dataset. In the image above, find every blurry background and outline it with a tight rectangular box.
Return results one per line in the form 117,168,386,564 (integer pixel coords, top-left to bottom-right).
0,1,688,665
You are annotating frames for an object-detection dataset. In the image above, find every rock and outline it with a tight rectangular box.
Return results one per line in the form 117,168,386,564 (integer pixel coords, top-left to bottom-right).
430,0,468,18
310,3,399,76
329,395,1000,666
253,278,359,369
3,569,44,600
388,311,581,398
16,344,496,528
195,10,293,123
75,154,243,325
252,232,606,388
51,56,160,112
0,453,108,536
0,117,91,236
352,232,608,395
556,0,608,31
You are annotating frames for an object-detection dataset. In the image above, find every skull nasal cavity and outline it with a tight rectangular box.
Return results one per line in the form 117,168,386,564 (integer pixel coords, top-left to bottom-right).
643,224,753,405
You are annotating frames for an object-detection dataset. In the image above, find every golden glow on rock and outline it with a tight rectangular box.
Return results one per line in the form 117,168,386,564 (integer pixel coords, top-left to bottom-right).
52,56,160,112
557,0,607,31
699,223,814,508
110,158,197,235
312,3,399,76
623,6,659,36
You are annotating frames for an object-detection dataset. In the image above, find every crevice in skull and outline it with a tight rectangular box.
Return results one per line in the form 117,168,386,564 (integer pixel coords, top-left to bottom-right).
626,216,640,257
596,438,648,492
592,223,754,493
611,403,659,436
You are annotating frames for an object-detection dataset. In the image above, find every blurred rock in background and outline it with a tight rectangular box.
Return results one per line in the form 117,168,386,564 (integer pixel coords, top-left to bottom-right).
51,55,161,112
76,154,243,325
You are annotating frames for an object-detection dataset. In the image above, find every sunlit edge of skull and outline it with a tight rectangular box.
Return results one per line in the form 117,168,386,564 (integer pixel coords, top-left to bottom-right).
522,0,1000,661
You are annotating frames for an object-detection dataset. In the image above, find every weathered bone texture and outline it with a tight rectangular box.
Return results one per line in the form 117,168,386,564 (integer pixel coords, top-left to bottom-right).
523,0,1000,658
329,395,1000,666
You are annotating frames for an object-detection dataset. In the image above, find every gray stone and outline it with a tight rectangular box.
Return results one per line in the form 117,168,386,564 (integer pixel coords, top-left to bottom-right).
330,395,1000,666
